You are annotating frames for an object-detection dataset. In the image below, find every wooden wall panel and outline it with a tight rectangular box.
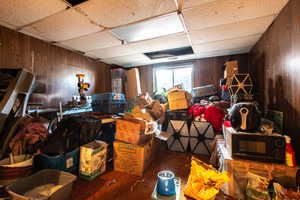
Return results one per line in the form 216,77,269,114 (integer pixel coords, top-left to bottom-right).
0,25,111,108
139,53,249,94
249,0,300,162
193,53,249,88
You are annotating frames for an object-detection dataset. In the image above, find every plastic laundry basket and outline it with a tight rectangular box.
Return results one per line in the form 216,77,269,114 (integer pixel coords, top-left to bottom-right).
6,169,76,200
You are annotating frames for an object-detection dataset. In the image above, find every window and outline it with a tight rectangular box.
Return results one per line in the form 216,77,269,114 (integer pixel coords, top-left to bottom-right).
154,65,193,92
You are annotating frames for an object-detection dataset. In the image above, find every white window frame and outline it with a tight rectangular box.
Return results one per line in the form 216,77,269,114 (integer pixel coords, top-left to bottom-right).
153,63,194,92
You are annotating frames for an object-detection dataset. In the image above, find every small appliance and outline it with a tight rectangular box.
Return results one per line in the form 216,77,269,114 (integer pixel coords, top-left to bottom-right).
156,170,176,196
228,102,261,131
224,126,285,163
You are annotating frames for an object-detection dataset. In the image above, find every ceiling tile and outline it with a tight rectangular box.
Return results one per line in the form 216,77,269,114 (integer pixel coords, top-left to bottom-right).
183,0,289,31
192,34,261,53
22,8,102,42
124,48,250,67
125,54,199,67
84,52,99,59
102,54,149,66
0,0,67,27
77,0,177,28
84,53,100,60
129,33,191,53
0,20,17,30
189,15,276,45
60,31,121,52
19,29,52,42
87,45,138,59
194,48,251,59
183,0,217,9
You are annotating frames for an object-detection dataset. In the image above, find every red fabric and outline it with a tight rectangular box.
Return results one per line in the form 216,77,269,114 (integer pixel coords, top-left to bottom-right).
188,104,206,118
223,120,232,127
188,104,225,131
222,85,228,91
204,106,225,131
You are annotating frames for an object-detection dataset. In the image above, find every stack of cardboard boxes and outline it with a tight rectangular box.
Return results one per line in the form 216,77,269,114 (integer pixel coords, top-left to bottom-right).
113,118,159,176
224,60,239,85
113,89,162,176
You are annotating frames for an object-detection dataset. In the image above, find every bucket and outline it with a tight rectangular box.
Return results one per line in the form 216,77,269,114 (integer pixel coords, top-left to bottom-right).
0,154,33,186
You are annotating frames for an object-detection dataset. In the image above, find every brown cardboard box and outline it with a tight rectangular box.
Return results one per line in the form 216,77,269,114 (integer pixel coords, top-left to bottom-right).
147,100,164,120
124,68,141,100
116,119,152,144
136,93,152,108
113,138,158,176
167,90,189,111
224,60,239,84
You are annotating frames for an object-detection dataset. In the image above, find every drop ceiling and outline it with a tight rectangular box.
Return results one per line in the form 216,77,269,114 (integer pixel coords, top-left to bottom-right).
0,0,289,67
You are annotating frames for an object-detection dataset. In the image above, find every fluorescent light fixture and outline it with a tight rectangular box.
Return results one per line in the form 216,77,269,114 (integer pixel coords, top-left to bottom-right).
110,13,184,43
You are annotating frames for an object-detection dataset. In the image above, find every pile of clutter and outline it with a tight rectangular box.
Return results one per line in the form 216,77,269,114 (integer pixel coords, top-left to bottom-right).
113,92,164,176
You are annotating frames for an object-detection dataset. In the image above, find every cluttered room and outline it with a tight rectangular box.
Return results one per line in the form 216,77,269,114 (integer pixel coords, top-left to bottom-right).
0,0,299,199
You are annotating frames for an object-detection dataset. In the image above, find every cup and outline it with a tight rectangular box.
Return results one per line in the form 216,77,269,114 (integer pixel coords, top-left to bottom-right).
156,170,176,196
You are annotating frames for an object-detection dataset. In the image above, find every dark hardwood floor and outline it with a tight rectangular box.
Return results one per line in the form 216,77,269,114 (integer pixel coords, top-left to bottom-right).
71,147,209,200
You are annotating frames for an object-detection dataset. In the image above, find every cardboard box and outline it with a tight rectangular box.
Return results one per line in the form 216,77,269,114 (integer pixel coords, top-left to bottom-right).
79,141,107,181
224,60,239,84
116,119,153,144
136,93,153,108
167,90,189,111
113,138,158,176
124,68,141,100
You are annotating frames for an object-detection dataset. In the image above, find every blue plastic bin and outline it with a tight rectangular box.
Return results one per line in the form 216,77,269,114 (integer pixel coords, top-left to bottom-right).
92,93,125,101
34,148,79,175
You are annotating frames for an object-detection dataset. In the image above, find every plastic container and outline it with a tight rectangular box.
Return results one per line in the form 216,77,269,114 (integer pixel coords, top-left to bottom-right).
92,93,126,114
92,93,125,101
6,169,76,200
91,101,125,114
34,148,79,175
0,154,33,186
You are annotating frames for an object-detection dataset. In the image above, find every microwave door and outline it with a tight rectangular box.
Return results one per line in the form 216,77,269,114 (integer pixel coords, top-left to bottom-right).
232,135,268,156
238,140,267,155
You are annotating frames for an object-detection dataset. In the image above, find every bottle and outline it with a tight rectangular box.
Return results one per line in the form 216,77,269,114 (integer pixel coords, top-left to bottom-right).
285,136,296,167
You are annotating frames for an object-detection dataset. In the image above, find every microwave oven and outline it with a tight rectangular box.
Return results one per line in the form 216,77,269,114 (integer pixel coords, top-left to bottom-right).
224,126,285,163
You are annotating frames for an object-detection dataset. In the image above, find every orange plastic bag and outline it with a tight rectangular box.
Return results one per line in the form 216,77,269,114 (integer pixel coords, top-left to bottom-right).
184,157,230,200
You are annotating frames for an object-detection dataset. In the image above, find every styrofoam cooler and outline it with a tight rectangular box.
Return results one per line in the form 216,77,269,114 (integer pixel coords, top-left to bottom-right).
189,121,214,155
166,120,189,152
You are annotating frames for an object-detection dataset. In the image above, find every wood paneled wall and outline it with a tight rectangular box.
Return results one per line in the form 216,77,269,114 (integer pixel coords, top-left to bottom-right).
193,54,249,88
249,0,300,162
139,53,249,94
0,25,111,108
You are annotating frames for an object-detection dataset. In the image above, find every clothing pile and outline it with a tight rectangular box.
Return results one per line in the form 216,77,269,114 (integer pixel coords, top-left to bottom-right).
188,104,225,131
9,122,48,155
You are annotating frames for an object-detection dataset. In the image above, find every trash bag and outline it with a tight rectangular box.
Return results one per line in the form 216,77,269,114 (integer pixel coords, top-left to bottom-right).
184,157,229,200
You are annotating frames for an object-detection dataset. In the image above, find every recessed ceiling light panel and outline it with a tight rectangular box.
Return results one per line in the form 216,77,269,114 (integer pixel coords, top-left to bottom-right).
110,13,184,43
144,46,194,60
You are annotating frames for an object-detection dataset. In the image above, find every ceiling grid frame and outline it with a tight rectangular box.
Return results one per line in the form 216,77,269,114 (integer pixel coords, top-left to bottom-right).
0,0,290,66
